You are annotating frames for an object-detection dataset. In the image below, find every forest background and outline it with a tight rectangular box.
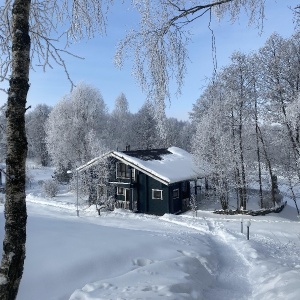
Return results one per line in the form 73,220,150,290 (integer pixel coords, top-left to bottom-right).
2,29,300,215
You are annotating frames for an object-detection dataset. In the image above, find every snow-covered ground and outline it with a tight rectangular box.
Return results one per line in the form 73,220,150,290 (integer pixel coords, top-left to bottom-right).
0,165,300,300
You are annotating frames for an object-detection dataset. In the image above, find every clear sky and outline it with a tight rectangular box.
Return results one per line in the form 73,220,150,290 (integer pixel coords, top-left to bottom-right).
0,0,299,120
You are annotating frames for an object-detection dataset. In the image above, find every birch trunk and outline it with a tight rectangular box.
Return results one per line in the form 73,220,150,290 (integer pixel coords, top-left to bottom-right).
254,90,264,208
0,0,31,299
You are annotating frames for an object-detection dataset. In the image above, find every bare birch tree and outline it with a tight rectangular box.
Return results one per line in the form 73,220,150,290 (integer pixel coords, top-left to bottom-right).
115,0,266,121
0,1,111,298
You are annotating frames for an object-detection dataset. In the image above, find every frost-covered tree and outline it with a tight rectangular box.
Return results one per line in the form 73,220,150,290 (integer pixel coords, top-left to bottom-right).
165,118,192,151
221,52,256,209
257,32,300,187
192,93,233,210
131,101,164,149
0,2,31,298
258,33,300,150
191,31,300,211
26,104,52,166
69,130,110,206
46,82,108,170
193,53,256,210
116,0,267,123
108,93,133,150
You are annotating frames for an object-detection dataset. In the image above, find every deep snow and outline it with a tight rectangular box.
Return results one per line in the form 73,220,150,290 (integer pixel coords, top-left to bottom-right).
0,165,300,300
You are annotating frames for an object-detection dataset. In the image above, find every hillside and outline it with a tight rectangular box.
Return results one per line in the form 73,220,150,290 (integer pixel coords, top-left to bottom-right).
0,166,299,300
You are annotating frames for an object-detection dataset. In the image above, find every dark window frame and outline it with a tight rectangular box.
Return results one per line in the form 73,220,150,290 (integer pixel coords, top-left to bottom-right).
173,188,179,199
116,162,135,179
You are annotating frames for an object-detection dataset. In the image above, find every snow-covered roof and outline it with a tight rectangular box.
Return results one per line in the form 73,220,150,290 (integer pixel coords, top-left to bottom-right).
77,147,211,185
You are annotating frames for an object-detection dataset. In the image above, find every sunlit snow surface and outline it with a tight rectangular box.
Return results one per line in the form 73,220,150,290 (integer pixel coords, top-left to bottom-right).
0,165,300,300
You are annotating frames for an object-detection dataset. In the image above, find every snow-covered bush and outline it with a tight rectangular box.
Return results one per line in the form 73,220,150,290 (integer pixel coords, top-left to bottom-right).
43,180,59,198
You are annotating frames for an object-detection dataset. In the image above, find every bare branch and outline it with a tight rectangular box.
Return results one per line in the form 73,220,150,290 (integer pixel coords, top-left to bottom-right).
116,0,266,127
0,0,112,90
166,0,234,29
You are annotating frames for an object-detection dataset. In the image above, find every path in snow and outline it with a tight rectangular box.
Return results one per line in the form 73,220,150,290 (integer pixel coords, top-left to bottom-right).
202,218,252,300
161,212,300,300
160,215,254,299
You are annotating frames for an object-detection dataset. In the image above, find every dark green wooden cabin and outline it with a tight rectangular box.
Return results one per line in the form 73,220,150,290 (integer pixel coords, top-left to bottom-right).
77,147,209,216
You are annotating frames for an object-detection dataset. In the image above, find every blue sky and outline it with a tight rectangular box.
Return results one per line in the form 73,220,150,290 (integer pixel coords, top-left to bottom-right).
0,0,299,120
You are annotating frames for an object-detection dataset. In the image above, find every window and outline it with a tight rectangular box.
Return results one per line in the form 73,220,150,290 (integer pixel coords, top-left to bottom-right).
173,189,179,199
152,189,163,200
117,187,124,195
116,162,135,179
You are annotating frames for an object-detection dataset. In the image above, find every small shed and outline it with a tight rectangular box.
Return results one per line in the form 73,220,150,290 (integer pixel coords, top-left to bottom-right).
77,147,210,216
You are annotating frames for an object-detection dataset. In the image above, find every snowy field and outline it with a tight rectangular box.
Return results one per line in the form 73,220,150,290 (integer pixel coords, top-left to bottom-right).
0,166,300,300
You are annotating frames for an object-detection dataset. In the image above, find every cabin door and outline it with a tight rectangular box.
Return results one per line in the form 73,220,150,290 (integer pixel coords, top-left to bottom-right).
125,188,137,212
123,188,130,209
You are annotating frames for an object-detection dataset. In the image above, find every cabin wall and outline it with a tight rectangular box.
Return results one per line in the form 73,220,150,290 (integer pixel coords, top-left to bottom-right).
169,181,191,214
137,172,147,213
147,177,169,216
169,183,181,214
109,158,191,215
137,172,169,215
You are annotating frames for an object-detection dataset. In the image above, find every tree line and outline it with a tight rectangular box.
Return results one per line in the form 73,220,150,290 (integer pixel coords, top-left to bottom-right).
0,82,192,172
191,32,300,213
2,31,300,215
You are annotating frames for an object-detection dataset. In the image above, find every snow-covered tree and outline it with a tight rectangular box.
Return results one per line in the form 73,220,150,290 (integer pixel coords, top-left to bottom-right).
26,104,52,166
70,130,110,206
191,32,300,211
258,33,300,165
46,82,108,170
108,93,132,150
165,118,192,151
131,101,164,149
116,0,268,122
192,98,233,210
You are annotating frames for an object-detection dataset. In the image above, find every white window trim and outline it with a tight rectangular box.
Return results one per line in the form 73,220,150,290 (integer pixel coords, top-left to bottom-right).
131,168,136,181
152,189,163,200
117,186,124,195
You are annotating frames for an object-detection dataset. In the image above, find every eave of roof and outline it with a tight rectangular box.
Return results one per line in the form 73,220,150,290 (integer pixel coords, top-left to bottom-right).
76,147,210,185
